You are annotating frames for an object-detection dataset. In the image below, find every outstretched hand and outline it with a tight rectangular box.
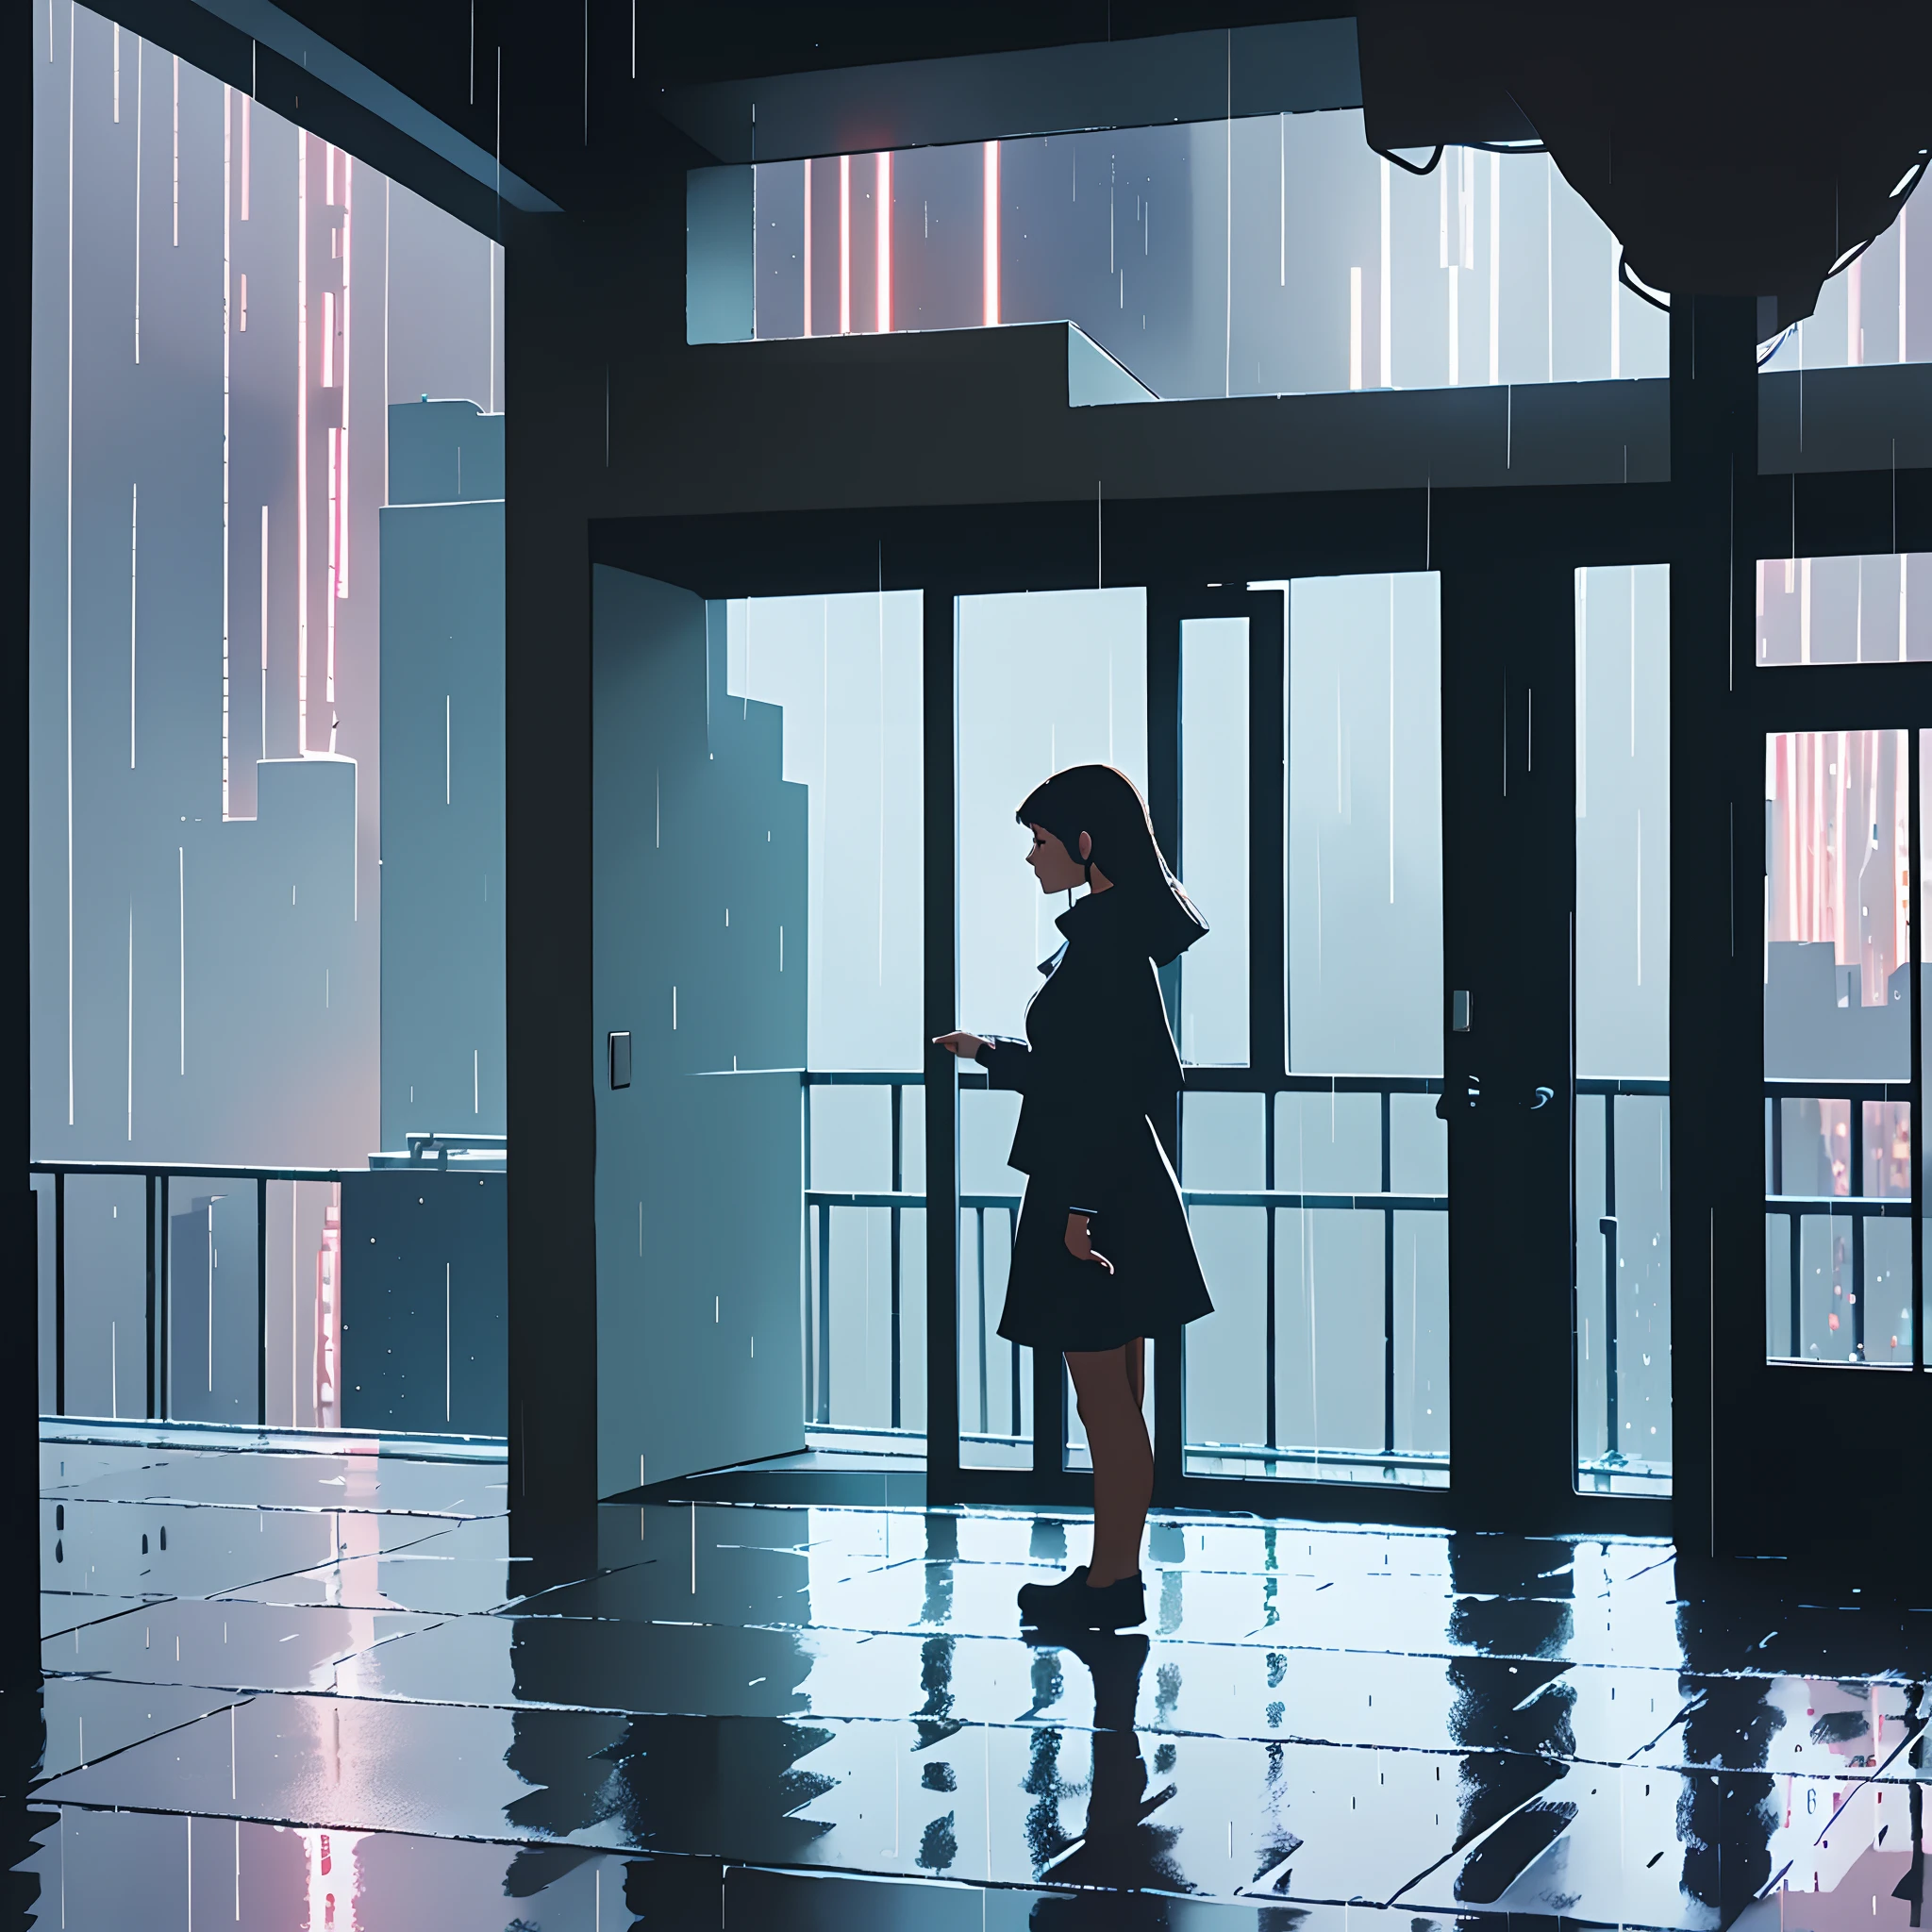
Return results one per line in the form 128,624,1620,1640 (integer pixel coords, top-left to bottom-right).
1065,1213,1114,1274
933,1032,987,1060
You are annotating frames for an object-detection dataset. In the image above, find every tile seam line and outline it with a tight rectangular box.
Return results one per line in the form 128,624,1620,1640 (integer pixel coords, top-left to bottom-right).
50,1497,504,1520
28,1685,1837,1779
26,1692,257,1789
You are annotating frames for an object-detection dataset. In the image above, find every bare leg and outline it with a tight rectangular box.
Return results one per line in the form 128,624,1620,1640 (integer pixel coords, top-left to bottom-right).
1065,1345,1153,1588
1125,1336,1145,1411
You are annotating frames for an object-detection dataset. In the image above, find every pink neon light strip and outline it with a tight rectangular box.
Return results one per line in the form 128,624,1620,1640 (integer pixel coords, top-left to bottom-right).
325,420,338,717
875,152,891,334
337,155,352,601
840,155,851,335
983,142,1000,326
321,291,334,387
296,130,308,754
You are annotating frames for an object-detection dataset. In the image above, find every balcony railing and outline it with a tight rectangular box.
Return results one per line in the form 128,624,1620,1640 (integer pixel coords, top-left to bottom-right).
27,1159,354,1424
801,1071,1697,1488
1763,1076,1916,1366
804,1068,1462,1474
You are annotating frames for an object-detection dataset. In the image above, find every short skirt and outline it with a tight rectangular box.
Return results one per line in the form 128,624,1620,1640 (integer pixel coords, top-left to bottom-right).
995,1115,1214,1353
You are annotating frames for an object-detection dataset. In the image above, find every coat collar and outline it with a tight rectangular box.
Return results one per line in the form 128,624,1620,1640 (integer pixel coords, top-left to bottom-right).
1054,886,1117,943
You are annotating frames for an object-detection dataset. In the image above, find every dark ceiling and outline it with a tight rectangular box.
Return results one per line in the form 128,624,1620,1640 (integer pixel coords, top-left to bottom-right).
141,0,1932,314
262,2,1352,203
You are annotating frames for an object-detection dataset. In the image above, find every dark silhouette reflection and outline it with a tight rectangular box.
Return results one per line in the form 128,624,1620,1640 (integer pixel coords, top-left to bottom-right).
1444,1534,1577,1905
0,1682,49,1932
923,1510,959,1625
1024,1626,1183,1909
1673,1576,1786,1921
1907,1706,1927,1928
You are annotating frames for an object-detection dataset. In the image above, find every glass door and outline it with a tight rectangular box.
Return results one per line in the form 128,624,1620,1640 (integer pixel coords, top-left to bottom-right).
924,558,1642,1531
1168,578,1450,1491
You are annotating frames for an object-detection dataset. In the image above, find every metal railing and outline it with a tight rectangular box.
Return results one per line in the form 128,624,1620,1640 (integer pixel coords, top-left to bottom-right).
1574,1076,1671,1485
1764,1076,1916,1364
802,1069,1460,1468
27,1159,355,1424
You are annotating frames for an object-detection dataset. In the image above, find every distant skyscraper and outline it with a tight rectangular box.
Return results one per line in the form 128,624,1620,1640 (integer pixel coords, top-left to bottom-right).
379,401,507,1149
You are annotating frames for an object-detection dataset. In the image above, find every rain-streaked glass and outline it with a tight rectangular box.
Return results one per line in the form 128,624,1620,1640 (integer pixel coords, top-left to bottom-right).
1763,726,1911,1367
751,115,1673,399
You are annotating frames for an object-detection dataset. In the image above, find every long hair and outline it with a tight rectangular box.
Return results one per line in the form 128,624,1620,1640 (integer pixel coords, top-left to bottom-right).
1016,763,1208,966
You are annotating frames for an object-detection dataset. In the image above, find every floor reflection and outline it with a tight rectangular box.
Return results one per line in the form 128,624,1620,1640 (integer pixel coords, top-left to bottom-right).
26,1434,1932,1927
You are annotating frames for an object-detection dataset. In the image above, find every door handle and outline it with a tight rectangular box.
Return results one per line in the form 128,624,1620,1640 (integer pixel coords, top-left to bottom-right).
1435,1076,1557,1119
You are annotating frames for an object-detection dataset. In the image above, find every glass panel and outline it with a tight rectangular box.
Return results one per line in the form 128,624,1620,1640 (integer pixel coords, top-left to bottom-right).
1576,1095,1673,1493
1758,187,1932,371
1178,617,1249,1065
1274,1091,1380,1192
1574,562,1672,1493
1390,1092,1447,1195
1757,554,1932,667
166,1180,261,1424
33,21,511,1439
1391,1210,1450,1464
725,592,926,1439
1285,573,1442,1075
1179,1094,1266,1473
1764,727,1910,1369
59,1174,146,1421
750,120,1669,397
727,594,925,1072
1271,1207,1440,1486
1175,571,1446,1488
957,589,1146,1467
960,1087,1028,1464
1575,566,1671,1075
30,1176,56,1413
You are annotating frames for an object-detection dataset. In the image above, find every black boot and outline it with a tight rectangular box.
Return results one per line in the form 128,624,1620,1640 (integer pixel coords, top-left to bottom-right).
1017,1565,1147,1630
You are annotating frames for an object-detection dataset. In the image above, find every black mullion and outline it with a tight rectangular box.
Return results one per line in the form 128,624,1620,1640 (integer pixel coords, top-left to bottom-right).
890,1082,903,1430
257,1176,269,1427
1008,1208,1022,1436
1147,590,1184,1500
1790,1208,1803,1358
923,587,962,1494
1255,591,1288,1467
974,1207,990,1436
1852,1102,1866,1359
1265,1095,1277,1452
145,1173,158,1420
1381,1091,1395,1458
815,1207,831,1424
1148,590,1184,1047
53,1171,64,1417
1250,592,1288,1080
1912,726,1924,1370
1604,1094,1620,1461
158,1173,171,1420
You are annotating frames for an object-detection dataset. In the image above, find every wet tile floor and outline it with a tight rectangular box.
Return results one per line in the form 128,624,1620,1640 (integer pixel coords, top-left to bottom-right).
13,1432,1932,1928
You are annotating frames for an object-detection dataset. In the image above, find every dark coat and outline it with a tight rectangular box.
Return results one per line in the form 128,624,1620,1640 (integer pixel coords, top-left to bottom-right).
979,889,1214,1352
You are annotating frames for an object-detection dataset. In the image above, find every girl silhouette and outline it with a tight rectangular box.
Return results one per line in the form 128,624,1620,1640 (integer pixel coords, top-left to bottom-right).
937,763,1213,1629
